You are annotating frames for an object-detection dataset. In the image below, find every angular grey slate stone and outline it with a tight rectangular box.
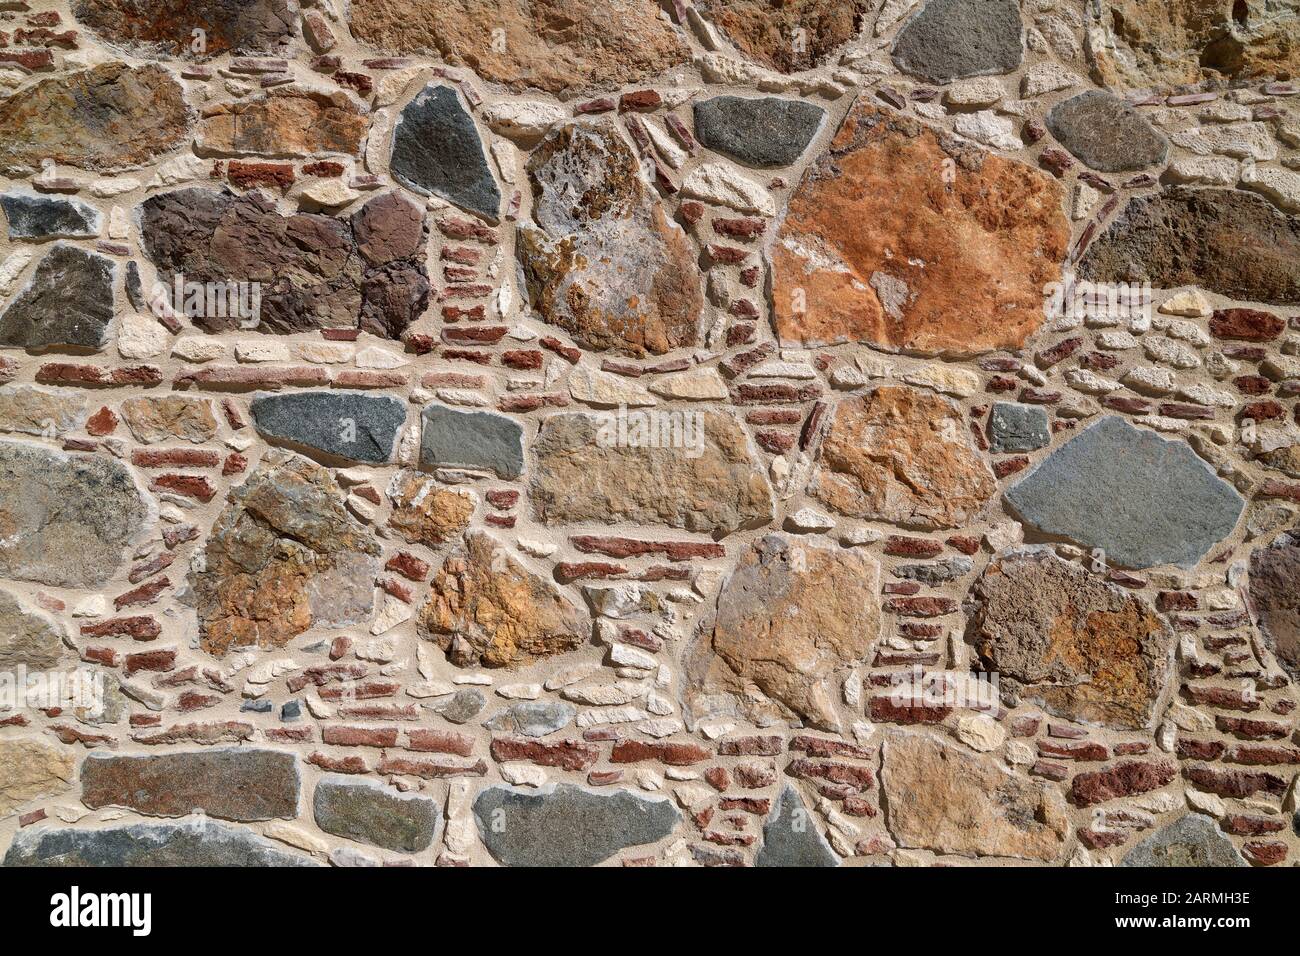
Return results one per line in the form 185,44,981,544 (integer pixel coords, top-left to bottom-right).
0,243,115,350
251,390,405,464
391,84,500,222
420,402,524,479
891,0,1023,83
988,401,1050,454
1,192,102,239
80,749,300,821
1120,814,1247,867
756,785,838,867
313,776,440,853
3,819,318,867
473,784,680,867
1046,90,1168,172
0,440,150,588
1006,416,1243,570
484,700,576,738
693,96,825,168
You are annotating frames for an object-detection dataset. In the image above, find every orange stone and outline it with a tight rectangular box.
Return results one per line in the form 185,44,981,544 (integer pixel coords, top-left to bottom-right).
772,102,1069,356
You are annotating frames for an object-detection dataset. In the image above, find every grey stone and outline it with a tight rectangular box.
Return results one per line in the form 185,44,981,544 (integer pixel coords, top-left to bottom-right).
1,192,101,239
0,440,150,588
0,589,66,669
420,403,524,479
391,84,500,222
3,819,318,866
1248,531,1300,681
313,776,440,853
988,401,1051,453
1120,814,1247,867
891,0,1023,83
693,96,825,168
125,261,146,312
80,749,300,821
436,688,485,725
0,243,115,350
484,700,576,737
1046,90,1168,172
473,784,680,867
1005,416,1243,569
251,390,405,464
1079,187,1300,306
893,556,973,585
755,785,839,867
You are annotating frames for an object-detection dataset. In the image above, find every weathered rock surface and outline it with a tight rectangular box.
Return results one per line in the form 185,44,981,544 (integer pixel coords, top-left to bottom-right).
0,63,190,175
755,784,839,867
891,0,1023,82
687,535,881,730
0,244,116,351
0,589,66,670
420,404,524,479
72,0,298,58
81,749,300,820
418,532,587,668
881,732,1069,862
0,385,88,438
252,391,406,464
1088,0,1300,89
121,396,217,444
484,700,576,738
1005,416,1244,569
1249,531,1300,680
772,102,1068,354
313,777,440,852
1,193,101,240
349,0,691,96
0,738,76,814
988,402,1050,454
1046,90,1168,172
693,96,825,168
391,84,500,221
1120,813,1247,867
0,441,150,588
530,411,774,535
696,0,871,73
199,88,367,157
140,188,429,337
190,451,380,656
518,120,701,356
473,784,680,866
3,819,319,866
966,548,1175,730
1079,187,1300,306
810,386,996,529
387,471,475,547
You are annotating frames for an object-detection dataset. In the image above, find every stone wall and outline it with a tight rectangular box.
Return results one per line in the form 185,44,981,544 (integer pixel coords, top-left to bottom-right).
0,0,1299,867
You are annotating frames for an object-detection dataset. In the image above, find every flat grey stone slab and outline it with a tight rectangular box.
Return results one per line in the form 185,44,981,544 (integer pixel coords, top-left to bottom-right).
251,390,406,464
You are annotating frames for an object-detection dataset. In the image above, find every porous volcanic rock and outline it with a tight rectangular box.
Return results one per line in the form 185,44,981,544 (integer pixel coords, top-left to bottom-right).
517,120,702,356
965,548,1176,730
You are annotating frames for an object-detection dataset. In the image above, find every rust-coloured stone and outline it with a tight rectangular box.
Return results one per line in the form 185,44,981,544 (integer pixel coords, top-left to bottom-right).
0,63,191,175
772,102,1068,355
199,88,367,157
386,471,475,548
190,451,380,656
810,386,997,529
695,0,871,73
417,531,587,668
348,0,691,97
